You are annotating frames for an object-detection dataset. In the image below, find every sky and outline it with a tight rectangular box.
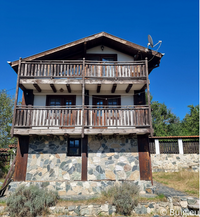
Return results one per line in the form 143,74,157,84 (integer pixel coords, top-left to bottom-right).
0,0,198,120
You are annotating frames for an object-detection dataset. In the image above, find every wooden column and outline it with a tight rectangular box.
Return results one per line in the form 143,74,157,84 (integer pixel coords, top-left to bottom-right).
14,136,29,181
81,135,88,181
138,135,153,185
145,57,153,136
11,57,22,137
82,58,85,138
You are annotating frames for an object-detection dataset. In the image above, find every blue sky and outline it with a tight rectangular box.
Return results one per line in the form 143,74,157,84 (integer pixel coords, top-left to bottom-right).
0,0,198,120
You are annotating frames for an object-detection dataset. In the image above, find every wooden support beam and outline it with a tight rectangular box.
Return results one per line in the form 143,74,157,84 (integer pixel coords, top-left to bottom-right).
111,84,117,93
83,41,87,58
113,133,119,138
50,84,57,93
138,135,153,185
29,134,37,138
14,136,29,181
97,84,101,93
129,133,137,138
33,83,41,92
126,84,133,93
81,135,88,181
66,84,71,93
47,134,54,138
97,133,103,139
64,133,69,138
19,84,26,92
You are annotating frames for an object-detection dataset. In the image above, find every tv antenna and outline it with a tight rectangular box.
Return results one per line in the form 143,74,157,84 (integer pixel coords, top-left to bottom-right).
147,35,162,49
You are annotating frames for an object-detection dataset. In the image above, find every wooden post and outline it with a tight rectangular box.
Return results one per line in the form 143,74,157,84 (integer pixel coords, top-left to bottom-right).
138,135,153,185
82,58,85,138
145,57,153,137
11,58,22,137
14,136,29,181
81,135,88,181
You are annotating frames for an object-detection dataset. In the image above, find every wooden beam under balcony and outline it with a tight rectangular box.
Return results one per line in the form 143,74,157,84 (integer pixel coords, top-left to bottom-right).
19,84,26,91
50,84,57,93
33,83,41,92
66,84,71,93
126,84,133,93
97,84,101,93
64,133,69,138
111,84,117,93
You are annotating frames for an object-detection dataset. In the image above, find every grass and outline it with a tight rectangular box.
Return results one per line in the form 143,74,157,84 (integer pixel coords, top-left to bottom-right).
153,170,199,197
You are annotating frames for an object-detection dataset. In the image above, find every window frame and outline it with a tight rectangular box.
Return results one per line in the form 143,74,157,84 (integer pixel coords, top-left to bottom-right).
46,95,76,106
67,138,81,156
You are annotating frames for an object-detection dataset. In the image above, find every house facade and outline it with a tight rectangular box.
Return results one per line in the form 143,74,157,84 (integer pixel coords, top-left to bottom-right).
10,32,163,194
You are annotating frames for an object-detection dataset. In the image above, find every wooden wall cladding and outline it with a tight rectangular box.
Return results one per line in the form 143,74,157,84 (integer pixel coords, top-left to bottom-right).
137,135,153,184
13,136,29,181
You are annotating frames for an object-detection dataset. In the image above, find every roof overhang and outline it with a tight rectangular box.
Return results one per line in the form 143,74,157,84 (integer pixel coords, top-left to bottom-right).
10,32,163,73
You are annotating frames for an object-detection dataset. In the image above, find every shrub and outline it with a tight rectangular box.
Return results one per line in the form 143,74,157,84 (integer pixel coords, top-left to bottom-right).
6,184,59,217
102,182,139,216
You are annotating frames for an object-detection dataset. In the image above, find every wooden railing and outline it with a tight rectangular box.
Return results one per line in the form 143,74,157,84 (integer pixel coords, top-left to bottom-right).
85,106,149,127
14,106,83,128
14,105,150,128
18,60,146,79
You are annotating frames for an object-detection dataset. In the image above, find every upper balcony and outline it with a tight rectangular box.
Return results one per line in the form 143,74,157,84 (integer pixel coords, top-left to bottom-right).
18,60,146,79
18,59,148,93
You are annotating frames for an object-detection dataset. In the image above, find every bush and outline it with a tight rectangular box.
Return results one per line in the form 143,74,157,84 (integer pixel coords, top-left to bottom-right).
102,182,139,216
6,184,59,217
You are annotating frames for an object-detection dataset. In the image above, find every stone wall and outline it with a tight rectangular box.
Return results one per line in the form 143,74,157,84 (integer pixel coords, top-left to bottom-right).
26,136,82,181
8,180,151,197
87,135,140,181
151,154,199,172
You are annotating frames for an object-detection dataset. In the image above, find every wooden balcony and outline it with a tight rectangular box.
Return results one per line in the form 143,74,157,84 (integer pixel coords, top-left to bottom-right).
13,105,151,136
18,60,146,79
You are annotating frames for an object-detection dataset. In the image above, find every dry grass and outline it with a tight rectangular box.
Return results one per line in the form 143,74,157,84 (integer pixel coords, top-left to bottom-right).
153,170,199,197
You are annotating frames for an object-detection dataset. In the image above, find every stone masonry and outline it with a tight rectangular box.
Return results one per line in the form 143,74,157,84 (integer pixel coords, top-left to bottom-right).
26,136,82,181
151,154,199,172
88,135,140,181
26,135,140,182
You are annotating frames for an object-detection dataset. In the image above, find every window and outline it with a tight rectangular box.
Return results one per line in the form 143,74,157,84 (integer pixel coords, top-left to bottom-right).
46,95,76,106
68,138,81,156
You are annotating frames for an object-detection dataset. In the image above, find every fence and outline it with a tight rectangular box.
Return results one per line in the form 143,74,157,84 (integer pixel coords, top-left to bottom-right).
149,136,199,154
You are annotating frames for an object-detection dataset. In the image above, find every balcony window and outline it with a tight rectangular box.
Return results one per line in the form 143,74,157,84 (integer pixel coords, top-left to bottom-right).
68,138,81,156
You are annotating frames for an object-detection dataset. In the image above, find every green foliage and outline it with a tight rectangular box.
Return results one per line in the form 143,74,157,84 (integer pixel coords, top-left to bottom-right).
0,90,17,148
181,105,199,136
6,184,59,217
102,182,139,216
151,101,181,136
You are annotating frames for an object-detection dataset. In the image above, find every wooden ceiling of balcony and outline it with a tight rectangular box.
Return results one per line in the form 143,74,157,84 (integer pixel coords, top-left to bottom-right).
10,32,163,73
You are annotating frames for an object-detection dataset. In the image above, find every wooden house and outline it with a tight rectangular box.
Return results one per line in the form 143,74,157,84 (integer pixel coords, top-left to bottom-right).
9,32,163,192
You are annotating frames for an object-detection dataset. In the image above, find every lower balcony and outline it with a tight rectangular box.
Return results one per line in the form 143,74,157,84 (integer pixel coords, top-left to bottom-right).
13,105,151,136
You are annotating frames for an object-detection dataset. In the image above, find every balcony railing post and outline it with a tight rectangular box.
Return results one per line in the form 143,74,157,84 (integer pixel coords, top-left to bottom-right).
11,57,22,137
82,58,85,138
145,57,153,136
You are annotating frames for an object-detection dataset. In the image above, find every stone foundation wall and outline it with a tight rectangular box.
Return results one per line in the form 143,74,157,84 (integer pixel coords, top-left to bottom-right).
26,136,82,181
8,180,151,197
88,135,140,181
151,154,199,172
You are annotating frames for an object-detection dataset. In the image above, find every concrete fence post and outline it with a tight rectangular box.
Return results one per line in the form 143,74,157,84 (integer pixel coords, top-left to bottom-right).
178,139,184,154
155,139,160,154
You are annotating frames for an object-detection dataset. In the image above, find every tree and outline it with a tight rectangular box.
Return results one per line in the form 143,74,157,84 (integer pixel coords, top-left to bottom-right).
0,90,17,148
151,101,181,136
181,105,199,136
